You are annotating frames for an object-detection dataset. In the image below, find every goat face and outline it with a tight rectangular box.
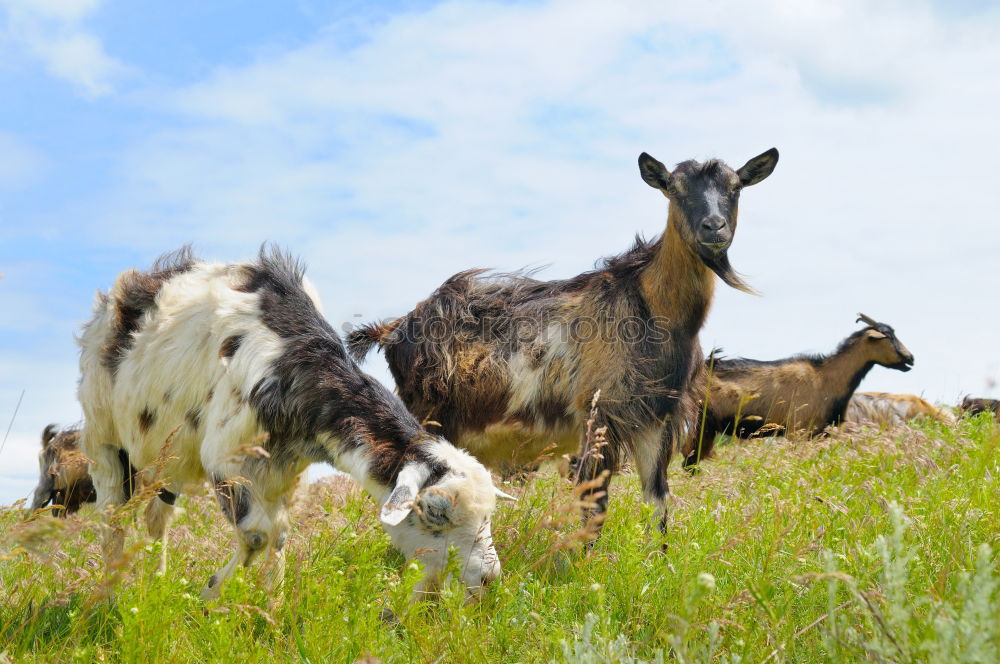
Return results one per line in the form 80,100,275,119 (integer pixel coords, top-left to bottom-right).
379,440,512,595
638,149,778,291
860,323,914,372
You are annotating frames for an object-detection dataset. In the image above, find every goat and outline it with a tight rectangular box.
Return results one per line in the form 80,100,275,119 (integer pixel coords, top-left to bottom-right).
684,314,914,469
960,396,1000,420
348,148,779,533
29,424,96,516
845,392,955,428
77,246,511,600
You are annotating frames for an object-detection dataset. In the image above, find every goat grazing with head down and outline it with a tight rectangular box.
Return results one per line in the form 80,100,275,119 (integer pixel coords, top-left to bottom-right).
78,246,511,600
683,314,914,469
29,424,96,516
349,148,779,533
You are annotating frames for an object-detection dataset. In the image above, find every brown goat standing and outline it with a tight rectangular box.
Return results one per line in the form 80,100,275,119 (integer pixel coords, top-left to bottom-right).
684,314,914,469
349,148,779,533
30,424,96,516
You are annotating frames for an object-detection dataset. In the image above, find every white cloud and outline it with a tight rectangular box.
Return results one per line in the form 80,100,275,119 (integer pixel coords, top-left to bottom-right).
91,1,1000,408
0,0,125,97
6,0,1000,500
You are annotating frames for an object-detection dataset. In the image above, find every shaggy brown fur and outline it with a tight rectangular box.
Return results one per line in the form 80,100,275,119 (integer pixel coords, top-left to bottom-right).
845,392,954,428
30,425,96,516
684,315,914,469
349,148,779,531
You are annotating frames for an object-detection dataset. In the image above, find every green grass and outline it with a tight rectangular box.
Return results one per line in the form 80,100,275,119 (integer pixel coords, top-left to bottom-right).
2,415,999,663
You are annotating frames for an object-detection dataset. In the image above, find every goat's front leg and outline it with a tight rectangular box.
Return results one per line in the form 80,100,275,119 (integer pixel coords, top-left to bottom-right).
89,444,129,565
634,426,673,535
145,489,179,575
201,463,296,601
683,415,719,473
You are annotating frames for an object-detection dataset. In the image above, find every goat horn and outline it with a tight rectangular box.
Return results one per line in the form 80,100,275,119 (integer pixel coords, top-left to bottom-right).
856,313,879,327
494,488,518,502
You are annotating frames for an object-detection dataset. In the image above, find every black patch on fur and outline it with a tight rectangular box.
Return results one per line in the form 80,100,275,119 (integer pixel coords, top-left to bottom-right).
827,362,877,426
101,246,197,375
214,476,250,525
239,245,434,487
219,335,243,359
185,407,201,430
158,489,177,505
118,448,138,501
138,407,156,434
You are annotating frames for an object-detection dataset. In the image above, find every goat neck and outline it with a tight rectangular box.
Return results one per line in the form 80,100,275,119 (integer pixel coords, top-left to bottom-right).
640,202,716,333
819,339,877,397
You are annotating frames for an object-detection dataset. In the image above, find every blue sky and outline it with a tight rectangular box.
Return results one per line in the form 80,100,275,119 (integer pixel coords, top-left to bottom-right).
2,0,999,505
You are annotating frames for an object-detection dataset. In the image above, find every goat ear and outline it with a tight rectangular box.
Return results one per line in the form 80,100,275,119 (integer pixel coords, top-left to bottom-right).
738,148,779,187
638,153,677,196
380,471,421,527
865,329,888,340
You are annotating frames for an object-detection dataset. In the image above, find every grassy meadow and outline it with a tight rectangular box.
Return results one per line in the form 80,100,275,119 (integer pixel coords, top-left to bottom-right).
2,414,999,663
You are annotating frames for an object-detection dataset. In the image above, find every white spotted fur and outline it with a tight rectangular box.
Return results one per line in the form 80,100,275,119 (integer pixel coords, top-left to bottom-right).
78,255,504,599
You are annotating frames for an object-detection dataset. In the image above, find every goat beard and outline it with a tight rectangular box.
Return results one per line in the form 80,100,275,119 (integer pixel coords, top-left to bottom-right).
700,251,758,296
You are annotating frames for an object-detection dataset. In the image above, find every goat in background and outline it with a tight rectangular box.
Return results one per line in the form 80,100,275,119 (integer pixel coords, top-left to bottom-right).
684,314,914,469
845,392,954,428
29,424,96,516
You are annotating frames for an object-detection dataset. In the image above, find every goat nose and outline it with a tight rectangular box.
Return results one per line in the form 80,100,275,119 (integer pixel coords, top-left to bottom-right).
701,215,726,232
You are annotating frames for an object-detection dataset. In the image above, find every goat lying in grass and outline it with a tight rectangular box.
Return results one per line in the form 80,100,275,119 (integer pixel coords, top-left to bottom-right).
78,246,511,600
683,314,914,469
845,392,954,428
349,148,779,534
29,424,96,516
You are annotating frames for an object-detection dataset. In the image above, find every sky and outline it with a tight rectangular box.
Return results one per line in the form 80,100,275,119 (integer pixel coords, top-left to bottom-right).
1,0,999,506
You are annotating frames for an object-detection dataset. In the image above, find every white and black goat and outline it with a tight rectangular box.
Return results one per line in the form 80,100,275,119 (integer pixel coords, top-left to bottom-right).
78,247,510,599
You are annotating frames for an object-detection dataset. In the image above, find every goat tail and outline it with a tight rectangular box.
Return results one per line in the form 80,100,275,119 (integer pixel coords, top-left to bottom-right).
347,319,399,361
